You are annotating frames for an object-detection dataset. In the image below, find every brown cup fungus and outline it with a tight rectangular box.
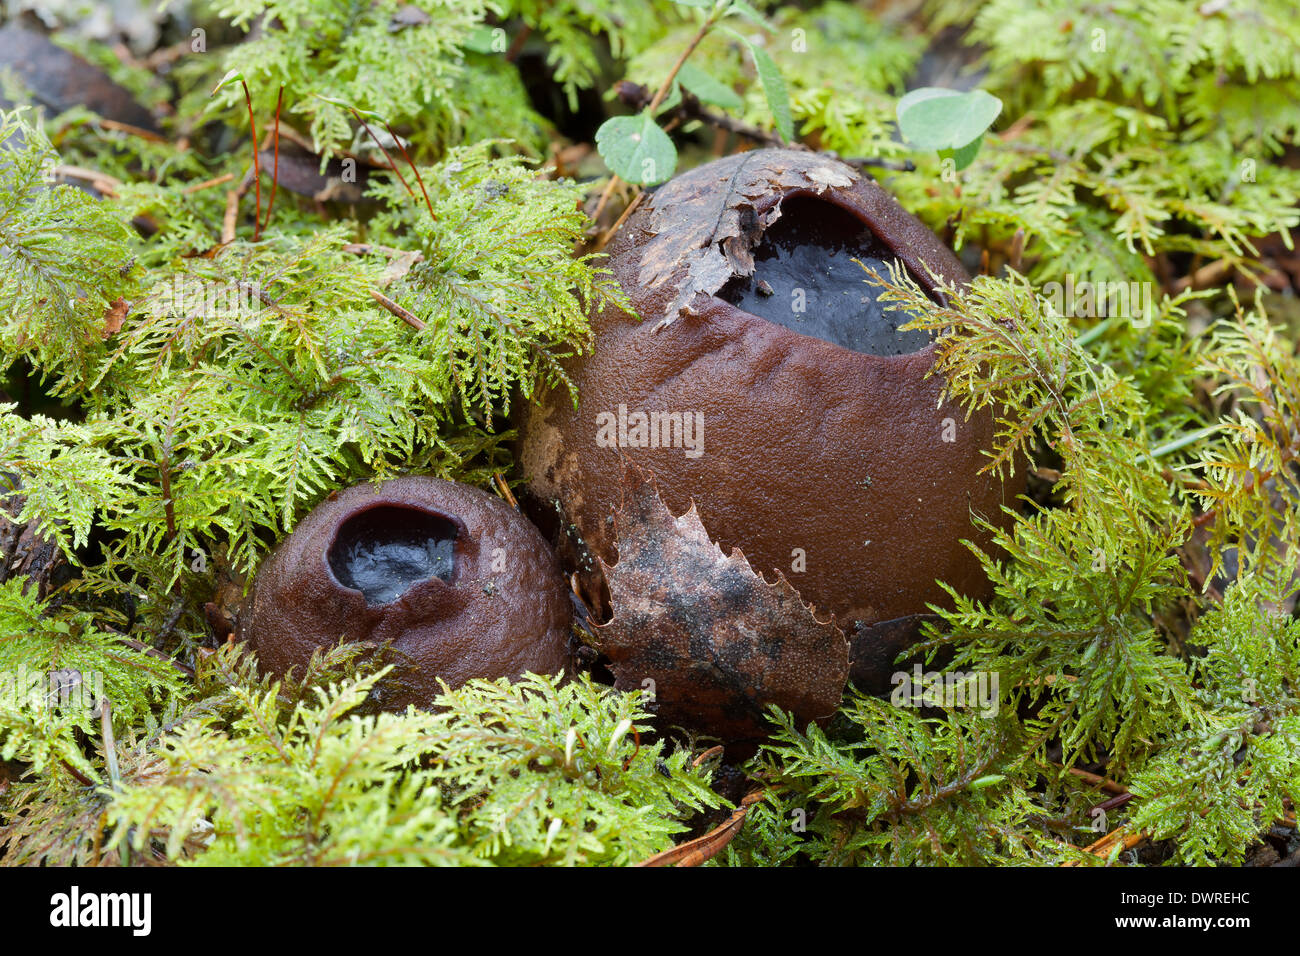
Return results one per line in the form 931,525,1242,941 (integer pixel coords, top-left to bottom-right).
519,149,1023,692
239,476,572,709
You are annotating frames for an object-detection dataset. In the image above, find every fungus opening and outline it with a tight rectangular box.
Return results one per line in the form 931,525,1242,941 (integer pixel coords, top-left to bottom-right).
328,506,458,606
719,197,933,356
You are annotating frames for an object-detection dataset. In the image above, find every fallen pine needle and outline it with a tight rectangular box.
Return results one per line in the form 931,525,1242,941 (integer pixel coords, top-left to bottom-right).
636,790,764,867
184,172,236,195
370,289,425,331
1062,825,1148,866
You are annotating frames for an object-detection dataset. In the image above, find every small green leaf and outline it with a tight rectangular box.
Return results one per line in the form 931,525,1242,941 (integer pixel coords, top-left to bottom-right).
595,112,678,186
313,93,383,119
749,45,793,143
463,26,501,53
670,0,715,8
726,0,773,29
896,87,1002,152
656,82,684,116
969,774,1006,790
677,63,743,111
210,69,244,97
722,27,794,142
940,134,984,171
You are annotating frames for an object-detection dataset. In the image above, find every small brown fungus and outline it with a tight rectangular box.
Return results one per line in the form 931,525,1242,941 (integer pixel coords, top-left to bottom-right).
519,148,1023,706
239,476,572,710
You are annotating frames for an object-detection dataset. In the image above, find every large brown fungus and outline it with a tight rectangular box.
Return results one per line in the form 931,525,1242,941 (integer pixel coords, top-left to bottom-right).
519,148,1023,698
240,476,572,709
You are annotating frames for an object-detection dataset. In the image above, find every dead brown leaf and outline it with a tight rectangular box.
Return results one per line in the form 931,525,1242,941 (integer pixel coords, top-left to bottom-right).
596,466,848,745
101,297,128,339
636,150,859,328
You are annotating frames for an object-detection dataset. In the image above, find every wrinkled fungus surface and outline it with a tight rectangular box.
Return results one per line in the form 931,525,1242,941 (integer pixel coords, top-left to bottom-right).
328,506,457,605
720,198,931,356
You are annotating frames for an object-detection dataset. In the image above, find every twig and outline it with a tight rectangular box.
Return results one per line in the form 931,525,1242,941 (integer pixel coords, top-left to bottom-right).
591,175,622,225
1062,825,1147,865
48,165,122,196
183,172,235,195
1066,766,1129,796
621,725,641,772
1009,227,1025,273
1174,258,1234,293
691,745,725,768
841,155,917,172
492,473,519,510
505,24,532,63
370,289,425,331
123,638,195,678
96,118,165,142
594,3,727,225
260,118,316,154
1095,791,1135,814
615,80,780,147
222,168,255,243
592,188,644,252
60,760,96,788
649,7,719,115
144,39,193,70
350,108,416,204
615,81,913,171
1160,467,1210,490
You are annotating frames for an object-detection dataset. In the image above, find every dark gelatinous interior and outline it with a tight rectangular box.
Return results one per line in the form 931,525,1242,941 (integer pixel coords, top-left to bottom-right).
328,506,457,605
719,197,933,356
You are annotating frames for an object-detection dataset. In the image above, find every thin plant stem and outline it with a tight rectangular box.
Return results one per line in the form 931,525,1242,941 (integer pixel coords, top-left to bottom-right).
594,0,729,224
260,85,284,235
99,697,129,865
240,80,262,240
350,108,416,204
383,121,436,222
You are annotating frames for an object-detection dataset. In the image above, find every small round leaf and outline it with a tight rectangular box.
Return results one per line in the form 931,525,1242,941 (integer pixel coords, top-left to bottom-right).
896,87,1002,152
595,112,678,186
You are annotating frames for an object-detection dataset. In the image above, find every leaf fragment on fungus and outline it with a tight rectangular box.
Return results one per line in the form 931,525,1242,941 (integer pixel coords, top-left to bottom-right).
596,467,848,744
636,151,858,328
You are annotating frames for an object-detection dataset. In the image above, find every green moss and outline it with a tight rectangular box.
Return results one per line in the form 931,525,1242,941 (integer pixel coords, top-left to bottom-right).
2,0,1298,868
